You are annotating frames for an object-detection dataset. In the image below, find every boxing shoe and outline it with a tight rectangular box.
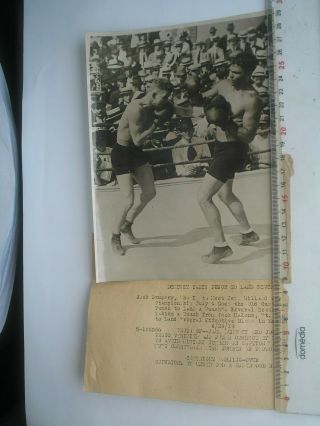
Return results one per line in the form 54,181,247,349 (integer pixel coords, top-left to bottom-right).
240,230,260,245
201,245,233,264
120,220,140,244
111,233,125,256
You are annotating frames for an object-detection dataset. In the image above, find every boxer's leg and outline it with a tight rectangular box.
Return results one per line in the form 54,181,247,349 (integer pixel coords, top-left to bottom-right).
218,179,259,245
111,172,134,255
217,179,251,231
197,173,233,263
121,163,156,243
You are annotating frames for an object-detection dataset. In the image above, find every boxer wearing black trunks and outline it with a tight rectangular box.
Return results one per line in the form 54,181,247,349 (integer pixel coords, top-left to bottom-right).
111,78,173,255
198,52,263,263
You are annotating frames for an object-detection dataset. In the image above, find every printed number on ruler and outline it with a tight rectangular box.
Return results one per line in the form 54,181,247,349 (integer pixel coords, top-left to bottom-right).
274,0,287,150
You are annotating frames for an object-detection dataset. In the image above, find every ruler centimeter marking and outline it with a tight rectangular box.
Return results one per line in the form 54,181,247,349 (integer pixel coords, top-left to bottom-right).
268,0,291,409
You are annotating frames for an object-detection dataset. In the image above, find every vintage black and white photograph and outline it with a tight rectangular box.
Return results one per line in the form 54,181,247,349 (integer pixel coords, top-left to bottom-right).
86,12,272,283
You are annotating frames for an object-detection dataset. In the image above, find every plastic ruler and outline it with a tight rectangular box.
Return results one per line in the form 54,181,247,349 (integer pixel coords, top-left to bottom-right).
268,0,292,410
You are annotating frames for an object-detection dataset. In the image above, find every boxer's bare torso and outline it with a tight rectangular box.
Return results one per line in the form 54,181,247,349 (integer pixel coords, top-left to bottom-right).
204,79,262,143
117,100,155,147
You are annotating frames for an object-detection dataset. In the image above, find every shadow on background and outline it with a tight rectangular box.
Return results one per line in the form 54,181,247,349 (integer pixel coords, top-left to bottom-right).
0,0,25,424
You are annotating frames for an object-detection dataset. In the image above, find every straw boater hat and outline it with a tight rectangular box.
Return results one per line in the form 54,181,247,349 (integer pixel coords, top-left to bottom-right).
188,63,201,72
256,49,267,60
228,34,238,42
145,74,155,83
180,57,193,67
153,38,162,46
117,72,127,81
107,58,122,69
138,69,148,78
252,65,266,78
143,61,153,70
151,63,161,70
138,41,147,49
247,28,257,39
213,59,230,69
259,113,269,124
164,40,172,47
247,26,256,34
175,64,187,77
160,64,172,77
119,87,133,96
238,29,248,39
105,107,122,124
175,96,190,107
200,58,210,67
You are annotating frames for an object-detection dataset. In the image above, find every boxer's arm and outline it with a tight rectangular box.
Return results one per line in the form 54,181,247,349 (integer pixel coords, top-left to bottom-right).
202,83,218,99
237,95,263,143
225,94,263,143
127,105,157,146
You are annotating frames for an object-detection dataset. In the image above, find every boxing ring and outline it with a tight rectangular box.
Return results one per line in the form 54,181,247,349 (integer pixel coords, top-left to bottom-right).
94,158,272,283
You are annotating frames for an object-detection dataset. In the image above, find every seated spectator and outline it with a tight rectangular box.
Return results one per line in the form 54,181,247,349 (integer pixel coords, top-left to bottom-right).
163,40,175,66
247,28,259,55
138,41,148,68
226,35,242,59
94,128,116,186
193,40,208,65
117,40,129,65
250,113,270,168
92,102,106,125
211,59,230,82
251,65,267,92
255,49,268,68
221,22,238,52
148,38,164,65
180,30,193,56
118,87,133,111
170,118,208,177
172,40,183,66
188,62,201,77
207,36,225,64
205,25,218,50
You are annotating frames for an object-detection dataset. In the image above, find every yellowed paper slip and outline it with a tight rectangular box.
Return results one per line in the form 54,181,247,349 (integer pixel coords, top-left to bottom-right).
84,280,274,409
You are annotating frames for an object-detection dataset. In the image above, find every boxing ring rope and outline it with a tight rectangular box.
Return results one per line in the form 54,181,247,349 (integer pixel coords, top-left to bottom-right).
98,146,271,172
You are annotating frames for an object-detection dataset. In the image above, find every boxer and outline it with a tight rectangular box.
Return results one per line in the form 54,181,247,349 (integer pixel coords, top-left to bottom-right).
198,52,263,263
111,78,173,255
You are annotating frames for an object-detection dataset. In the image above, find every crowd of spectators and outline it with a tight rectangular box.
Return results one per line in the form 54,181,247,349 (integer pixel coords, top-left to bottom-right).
89,19,271,186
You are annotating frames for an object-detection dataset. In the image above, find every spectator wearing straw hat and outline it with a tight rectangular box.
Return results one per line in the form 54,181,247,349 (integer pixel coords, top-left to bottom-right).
138,41,148,69
255,49,268,68
238,30,253,55
117,39,129,65
193,40,208,65
207,36,225,64
251,65,266,92
162,40,175,66
180,29,193,56
148,38,164,65
250,113,270,168
247,28,259,55
226,22,238,49
226,34,242,59
171,40,183,67
174,63,188,85
205,26,218,50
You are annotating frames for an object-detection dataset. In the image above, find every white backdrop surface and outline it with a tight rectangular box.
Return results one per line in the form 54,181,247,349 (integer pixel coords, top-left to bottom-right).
23,0,320,424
